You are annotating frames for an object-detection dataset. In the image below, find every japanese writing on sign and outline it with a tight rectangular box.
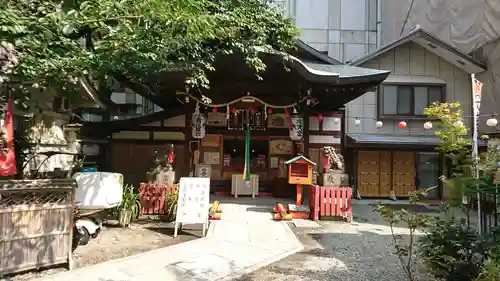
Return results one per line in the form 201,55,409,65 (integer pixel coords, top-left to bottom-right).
200,168,208,177
176,177,210,224
289,116,304,140
192,113,206,139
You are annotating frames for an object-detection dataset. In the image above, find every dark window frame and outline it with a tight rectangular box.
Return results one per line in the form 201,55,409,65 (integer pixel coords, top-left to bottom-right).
377,84,445,119
415,152,443,200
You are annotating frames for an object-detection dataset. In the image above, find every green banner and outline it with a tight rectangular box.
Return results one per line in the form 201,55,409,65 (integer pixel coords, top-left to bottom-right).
242,124,251,181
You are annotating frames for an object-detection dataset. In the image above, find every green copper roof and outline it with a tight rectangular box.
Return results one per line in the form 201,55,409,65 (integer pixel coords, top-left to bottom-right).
284,154,316,165
255,46,390,84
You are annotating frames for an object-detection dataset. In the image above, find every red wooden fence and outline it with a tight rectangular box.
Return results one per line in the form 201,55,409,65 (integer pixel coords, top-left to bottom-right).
139,183,178,215
310,186,353,222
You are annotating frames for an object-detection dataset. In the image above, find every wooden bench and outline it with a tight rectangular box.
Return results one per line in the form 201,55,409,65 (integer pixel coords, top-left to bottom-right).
310,186,353,222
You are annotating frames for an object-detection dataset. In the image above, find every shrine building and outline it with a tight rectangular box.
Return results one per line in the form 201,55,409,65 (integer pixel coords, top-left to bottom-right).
77,40,390,196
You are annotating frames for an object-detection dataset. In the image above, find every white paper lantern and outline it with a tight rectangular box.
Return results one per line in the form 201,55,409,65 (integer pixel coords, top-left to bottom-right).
333,117,341,124
354,118,361,126
375,121,383,128
454,120,464,127
424,121,433,130
289,115,304,140
192,105,206,139
486,118,498,127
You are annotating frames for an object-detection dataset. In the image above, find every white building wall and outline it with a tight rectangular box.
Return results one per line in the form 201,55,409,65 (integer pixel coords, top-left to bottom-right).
270,0,378,63
346,42,473,136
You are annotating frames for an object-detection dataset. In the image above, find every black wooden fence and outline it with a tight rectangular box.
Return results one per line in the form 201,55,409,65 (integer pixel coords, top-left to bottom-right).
466,186,500,235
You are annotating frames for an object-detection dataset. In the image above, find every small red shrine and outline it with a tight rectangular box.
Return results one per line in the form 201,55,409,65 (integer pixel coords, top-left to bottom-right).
284,155,315,218
285,154,315,186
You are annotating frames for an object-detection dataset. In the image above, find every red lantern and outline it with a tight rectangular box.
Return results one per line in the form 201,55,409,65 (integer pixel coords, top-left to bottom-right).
231,107,236,114
322,155,330,171
212,107,218,113
167,151,175,164
398,121,407,129
250,108,256,114
284,109,289,116
267,108,273,114
317,114,323,122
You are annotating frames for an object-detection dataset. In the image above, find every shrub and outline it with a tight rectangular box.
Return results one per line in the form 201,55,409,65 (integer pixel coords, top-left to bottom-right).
164,190,178,221
475,259,500,281
418,217,488,281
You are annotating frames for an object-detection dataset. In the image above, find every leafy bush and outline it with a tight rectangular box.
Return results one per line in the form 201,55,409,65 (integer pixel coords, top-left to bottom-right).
485,226,500,261
164,190,178,221
418,217,488,281
374,188,434,281
475,259,500,281
119,184,139,212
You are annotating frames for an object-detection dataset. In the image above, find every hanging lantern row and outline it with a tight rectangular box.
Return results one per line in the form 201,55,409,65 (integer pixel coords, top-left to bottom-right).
350,117,500,130
487,117,498,127
209,106,292,117
189,94,500,129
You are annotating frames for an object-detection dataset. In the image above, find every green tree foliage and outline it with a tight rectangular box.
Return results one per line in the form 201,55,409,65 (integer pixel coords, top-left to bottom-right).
424,102,470,160
0,0,299,104
424,102,477,205
424,102,500,204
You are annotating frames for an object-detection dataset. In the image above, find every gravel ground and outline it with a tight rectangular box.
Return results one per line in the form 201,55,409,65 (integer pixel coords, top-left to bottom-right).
1,219,201,281
236,202,437,281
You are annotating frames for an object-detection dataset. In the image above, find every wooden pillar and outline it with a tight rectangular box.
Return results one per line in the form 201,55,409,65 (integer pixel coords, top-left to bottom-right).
339,108,346,157
183,103,193,177
303,108,310,158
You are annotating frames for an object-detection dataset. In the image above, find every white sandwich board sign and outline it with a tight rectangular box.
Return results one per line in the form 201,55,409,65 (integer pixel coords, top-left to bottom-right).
174,177,210,237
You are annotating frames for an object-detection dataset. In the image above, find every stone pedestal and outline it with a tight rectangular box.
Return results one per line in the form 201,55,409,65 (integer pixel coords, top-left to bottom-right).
322,171,349,186
195,164,212,178
155,170,175,184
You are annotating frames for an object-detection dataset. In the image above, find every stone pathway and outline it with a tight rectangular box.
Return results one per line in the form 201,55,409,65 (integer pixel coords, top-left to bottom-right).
32,197,303,281
234,201,436,281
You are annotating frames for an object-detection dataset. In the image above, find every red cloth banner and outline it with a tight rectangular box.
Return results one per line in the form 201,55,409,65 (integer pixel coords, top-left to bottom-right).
0,98,17,176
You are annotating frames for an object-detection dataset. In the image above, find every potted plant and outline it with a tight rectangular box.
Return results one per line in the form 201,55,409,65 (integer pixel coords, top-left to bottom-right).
162,189,179,222
118,184,139,227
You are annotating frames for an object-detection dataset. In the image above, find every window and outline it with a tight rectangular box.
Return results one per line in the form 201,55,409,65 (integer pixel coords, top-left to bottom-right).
378,85,444,118
416,152,440,199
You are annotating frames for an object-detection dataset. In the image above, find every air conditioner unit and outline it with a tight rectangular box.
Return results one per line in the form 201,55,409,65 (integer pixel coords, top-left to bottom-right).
53,97,71,112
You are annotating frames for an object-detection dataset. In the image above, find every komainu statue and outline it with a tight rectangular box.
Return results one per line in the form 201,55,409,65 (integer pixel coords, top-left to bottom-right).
146,144,175,184
323,146,344,172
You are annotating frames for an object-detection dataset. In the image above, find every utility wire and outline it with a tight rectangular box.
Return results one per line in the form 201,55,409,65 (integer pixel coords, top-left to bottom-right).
400,0,417,36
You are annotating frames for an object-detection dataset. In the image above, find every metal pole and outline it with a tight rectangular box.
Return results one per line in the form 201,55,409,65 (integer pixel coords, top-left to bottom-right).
376,0,382,48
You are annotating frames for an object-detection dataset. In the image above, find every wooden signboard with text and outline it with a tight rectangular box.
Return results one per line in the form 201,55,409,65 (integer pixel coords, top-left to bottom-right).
174,177,210,237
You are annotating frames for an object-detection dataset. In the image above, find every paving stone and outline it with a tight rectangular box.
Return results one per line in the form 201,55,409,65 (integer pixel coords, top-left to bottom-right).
51,268,132,281
130,265,208,281
175,254,243,280
293,219,321,228
214,244,278,269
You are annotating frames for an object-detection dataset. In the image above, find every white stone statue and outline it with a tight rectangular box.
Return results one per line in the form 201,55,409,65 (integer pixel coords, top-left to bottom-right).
324,146,344,172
